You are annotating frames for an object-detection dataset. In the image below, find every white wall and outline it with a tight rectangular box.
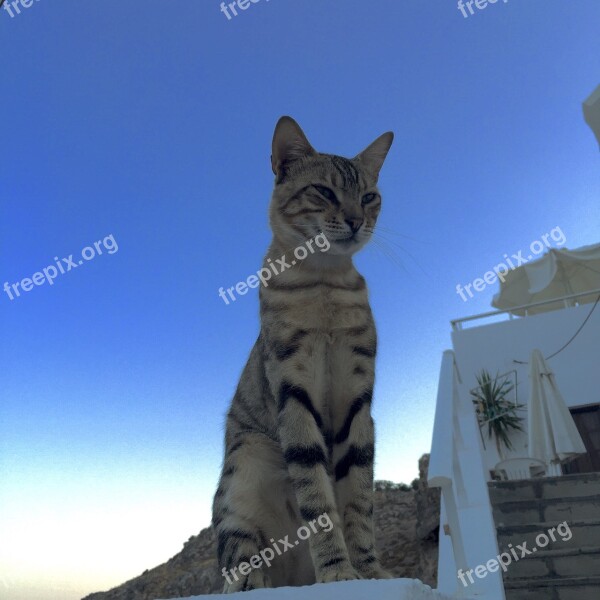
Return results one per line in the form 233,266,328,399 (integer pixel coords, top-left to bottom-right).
451,303,600,473
170,578,458,600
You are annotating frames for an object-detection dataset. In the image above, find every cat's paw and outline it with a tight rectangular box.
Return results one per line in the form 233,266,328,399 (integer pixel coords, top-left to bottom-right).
222,568,270,594
357,564,394,580
317,563,362,584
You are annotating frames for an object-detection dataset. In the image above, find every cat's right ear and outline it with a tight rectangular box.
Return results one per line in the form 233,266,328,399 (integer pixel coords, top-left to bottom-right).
354,131,394,181
271,116,316,182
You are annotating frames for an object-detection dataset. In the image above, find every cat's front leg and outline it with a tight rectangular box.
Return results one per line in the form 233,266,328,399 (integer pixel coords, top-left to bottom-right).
278,379,361,583
265,333,360,584
331,343,392,580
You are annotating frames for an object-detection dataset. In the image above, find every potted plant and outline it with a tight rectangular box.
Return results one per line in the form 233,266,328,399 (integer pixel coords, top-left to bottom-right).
470,369,525,458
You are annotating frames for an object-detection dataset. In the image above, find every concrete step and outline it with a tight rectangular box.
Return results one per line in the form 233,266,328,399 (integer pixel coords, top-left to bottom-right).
504,575,600,600
489,474,600,598
488,472,600,504
496,519,600,551
490,495,600,527
503,545,600,581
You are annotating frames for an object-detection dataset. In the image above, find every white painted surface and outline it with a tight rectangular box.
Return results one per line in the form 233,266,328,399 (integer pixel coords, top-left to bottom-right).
451,302,600,474
429,352,506,600
430,286,599,600
164,578,458,600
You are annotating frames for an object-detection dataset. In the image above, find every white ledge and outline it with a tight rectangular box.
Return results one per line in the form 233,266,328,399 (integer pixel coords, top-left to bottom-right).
167,578,459,600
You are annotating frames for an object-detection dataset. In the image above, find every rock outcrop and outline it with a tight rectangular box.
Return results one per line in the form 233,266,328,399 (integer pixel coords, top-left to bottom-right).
83,454,440,599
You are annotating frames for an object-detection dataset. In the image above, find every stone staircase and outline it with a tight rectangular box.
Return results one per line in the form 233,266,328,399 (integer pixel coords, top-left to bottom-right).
488,472,600,600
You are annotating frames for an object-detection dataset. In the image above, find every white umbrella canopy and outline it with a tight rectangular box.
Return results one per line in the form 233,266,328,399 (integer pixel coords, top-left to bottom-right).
492,243,600,316
528,349,586,476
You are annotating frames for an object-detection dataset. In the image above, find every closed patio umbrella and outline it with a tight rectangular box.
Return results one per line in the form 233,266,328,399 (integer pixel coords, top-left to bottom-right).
528,349,586,476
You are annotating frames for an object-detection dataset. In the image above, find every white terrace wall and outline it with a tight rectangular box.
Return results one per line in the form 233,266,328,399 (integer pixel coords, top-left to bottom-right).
169,578,457,600
451,302,600,474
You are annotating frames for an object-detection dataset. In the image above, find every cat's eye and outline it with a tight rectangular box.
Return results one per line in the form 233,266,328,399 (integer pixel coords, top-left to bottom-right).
362,193,378,205
313,185,338,203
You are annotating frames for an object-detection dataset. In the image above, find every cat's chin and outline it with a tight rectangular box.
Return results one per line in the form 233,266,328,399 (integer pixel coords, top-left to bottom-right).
325,238,367,257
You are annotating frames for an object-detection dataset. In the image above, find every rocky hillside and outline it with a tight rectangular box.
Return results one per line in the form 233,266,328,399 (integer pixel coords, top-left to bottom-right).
82,455,440,599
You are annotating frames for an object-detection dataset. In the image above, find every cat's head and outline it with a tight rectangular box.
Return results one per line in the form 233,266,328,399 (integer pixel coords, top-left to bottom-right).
269,116,393,257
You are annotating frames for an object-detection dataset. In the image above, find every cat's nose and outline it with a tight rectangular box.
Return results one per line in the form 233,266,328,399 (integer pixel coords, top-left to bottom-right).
345,218,363,234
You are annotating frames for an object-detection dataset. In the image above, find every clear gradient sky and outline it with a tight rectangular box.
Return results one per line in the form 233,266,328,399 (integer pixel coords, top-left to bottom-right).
1,1,599,599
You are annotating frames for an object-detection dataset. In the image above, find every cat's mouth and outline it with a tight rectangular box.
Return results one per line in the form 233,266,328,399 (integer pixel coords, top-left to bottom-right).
335,234,360,245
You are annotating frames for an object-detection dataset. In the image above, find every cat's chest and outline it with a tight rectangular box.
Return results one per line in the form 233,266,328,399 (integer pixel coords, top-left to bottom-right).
265,287,371,332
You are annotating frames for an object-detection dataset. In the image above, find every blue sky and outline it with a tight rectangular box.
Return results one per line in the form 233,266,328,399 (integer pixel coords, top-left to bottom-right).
0,1,599,598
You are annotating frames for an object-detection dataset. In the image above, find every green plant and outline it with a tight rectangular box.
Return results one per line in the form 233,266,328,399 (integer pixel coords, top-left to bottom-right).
470,369,524,456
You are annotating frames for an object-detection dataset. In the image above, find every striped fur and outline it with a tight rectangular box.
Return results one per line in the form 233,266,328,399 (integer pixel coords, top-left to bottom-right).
212,117,394,593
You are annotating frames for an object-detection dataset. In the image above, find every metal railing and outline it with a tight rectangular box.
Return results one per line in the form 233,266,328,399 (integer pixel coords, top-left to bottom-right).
451,288,600,331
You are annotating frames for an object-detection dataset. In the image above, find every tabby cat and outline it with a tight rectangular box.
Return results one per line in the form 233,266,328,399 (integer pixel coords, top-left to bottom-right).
212,116,394,593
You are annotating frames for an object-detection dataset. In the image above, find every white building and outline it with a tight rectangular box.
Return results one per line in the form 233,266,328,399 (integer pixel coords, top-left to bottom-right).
428,87,600,600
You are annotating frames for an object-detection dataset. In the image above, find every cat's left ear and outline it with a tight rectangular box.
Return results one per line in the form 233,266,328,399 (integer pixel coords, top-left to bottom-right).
354,131,394,180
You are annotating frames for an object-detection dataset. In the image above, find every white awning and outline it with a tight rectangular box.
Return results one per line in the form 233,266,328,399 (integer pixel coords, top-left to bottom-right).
492,243,600,316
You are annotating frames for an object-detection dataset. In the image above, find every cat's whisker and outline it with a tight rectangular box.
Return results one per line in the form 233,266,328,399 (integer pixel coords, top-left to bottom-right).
368,231,428,275
368,236,411,274
370,226,431,245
